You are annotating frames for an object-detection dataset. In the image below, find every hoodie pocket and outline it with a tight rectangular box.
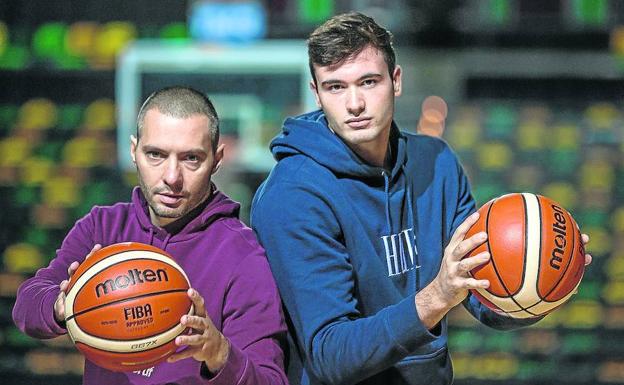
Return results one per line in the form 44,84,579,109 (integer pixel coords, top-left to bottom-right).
395,346,453,385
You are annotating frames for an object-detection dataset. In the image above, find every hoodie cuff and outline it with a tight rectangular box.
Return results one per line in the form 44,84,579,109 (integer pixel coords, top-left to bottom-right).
42,289,68,335
202,342,248,385
385,296,437,354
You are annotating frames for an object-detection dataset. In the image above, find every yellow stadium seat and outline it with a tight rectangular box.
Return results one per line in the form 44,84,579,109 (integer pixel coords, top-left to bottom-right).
541,182,578,210
20,157,55,186
476,141,513,170
15,98,58,130
551,124,581,150
3,243,44,273
516,121,548,151
83,98,115,131
62,136,100,167
42,175,80,208
0,136,32,166
66,21,98,59
91,21,137,68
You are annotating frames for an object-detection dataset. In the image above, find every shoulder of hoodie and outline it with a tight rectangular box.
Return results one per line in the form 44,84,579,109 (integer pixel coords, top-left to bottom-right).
263,144,338,196
75,201,134,227
209,215,266,257
401,130,463,170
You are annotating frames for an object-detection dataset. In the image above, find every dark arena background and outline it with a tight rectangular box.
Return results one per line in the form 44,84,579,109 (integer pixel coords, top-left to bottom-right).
0,1,623,384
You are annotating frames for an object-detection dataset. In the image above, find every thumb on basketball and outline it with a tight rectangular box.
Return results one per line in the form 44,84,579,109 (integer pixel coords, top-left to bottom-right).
54,282,68,323
55,244,102,325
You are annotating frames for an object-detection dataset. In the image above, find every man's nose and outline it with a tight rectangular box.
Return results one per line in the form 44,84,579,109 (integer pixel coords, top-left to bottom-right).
346,87,365,116
163,158,183,190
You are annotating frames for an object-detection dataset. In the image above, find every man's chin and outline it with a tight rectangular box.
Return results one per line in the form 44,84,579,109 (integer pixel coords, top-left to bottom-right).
155,210,184,219
152,205,186,219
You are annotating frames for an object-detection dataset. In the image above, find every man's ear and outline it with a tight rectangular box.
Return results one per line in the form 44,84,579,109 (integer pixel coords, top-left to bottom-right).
392,65,402,97
310,79,322,108
130,135,138,164
211,143,225,175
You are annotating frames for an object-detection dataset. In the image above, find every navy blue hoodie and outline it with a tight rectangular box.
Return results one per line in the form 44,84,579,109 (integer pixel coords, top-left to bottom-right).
251,110,539,385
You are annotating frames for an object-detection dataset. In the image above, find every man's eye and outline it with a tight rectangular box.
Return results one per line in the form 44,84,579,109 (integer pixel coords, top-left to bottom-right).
328,84,343,92
186,155,199,162
362,79,377,87
146,151,163,159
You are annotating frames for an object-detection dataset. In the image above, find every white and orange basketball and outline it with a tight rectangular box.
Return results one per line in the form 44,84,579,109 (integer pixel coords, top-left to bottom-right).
64,242,193,371
464,193,585,318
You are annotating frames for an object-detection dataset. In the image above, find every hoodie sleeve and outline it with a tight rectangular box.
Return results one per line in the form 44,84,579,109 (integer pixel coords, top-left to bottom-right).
205,235,288,385
441,146,543,329
252,181,436,385
12,209,97,339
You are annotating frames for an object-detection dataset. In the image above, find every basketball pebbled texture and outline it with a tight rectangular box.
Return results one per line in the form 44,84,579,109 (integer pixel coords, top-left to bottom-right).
464,193,585,318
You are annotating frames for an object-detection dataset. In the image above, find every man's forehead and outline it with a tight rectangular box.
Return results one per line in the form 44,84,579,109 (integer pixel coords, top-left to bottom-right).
313,46,387,79
141,111,212,146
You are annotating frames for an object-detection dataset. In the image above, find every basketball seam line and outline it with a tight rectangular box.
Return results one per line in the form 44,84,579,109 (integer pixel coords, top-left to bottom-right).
66,288,189,323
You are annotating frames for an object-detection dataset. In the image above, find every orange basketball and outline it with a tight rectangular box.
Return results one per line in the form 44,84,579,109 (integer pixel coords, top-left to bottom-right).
64,242,193,371
464,193,585,318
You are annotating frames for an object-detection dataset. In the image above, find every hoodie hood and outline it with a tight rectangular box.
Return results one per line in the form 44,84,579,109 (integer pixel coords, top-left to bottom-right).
271,110,407,180
132,185,240,247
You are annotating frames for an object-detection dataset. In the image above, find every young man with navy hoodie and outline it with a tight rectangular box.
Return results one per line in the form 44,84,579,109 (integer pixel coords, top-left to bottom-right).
13,86,288,385
251,12,592,385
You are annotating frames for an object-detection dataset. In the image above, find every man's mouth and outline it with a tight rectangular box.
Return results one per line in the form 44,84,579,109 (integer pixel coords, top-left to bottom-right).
345,117,372,129
157,192,184,206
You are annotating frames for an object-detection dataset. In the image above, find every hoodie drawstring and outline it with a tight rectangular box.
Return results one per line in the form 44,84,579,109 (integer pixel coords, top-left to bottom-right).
401,164,421,291
382,171,392,236
148,227,172,251
162,233,172,251
148,228,155,246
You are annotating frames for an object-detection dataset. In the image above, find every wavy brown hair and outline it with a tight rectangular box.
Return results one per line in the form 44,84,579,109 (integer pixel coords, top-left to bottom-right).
307,12,396,83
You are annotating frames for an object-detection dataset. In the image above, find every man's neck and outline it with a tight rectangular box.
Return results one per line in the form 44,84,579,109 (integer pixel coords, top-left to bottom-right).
349,136,390,168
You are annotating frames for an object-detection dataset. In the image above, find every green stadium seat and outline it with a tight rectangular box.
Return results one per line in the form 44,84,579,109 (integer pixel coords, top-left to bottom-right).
483,333,516,352
448,329,482,353
484,104,517,140
516,360,556,381
560,332,598,354
57,104,85,133
0,104,18,135
160,22,189,40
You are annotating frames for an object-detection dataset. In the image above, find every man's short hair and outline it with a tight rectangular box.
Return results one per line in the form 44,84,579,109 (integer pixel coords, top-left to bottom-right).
136,86,220,151
307,12,396,83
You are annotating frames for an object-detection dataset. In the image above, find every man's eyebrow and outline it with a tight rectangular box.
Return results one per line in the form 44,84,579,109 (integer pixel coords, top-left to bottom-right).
141,144,162,152
320,72,383,87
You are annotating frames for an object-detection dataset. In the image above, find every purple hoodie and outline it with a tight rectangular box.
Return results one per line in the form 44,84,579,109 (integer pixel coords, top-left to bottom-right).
12,187,288,385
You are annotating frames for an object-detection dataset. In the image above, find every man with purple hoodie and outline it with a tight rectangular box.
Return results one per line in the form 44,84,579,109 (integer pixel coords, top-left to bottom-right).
12,86,288,385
